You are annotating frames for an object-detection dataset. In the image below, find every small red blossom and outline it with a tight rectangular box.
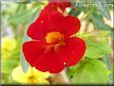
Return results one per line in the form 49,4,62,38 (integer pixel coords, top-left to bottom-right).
22,8,86,73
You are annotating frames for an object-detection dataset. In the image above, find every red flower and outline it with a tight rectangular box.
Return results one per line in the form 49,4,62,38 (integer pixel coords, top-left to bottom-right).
49,0,72,11
22,9,86,73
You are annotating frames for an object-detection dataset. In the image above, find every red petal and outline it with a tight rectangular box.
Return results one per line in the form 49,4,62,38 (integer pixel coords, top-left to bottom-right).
34,48,64,73
43,3,58,12
50,0,72,11
22,41,46,66
58,1,72,11
49,12,80,36
50,0,71,3
27,4,57,40
58,37,86,66
39,3,59,21
57,3,67,11
27,23,46,40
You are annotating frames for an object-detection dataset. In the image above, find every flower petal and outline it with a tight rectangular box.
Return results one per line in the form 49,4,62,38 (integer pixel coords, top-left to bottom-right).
27,5,57,40
50,0,72,11
27,23,46,40
12,66,29,83
34,48,64,73
58,37,86,66
50,0,71,3
49,12,80,36
22,41,46,66
12,66,50,84
43,3,58,12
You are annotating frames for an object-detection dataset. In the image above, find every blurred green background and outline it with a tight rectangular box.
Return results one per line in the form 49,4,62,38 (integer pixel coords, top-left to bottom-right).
1,0,114,85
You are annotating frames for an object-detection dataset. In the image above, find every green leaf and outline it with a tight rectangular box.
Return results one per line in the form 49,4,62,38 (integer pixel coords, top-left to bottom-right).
2,60,18,74
93,0,111,19
70,59,111,84
77,31,112,58
20,51,29,73
20,8,41,73
8,7,37,25
20,31,30,73
85,38,112,58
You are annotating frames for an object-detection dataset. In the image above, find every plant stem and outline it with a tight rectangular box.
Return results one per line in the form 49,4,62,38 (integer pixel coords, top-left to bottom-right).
50,69,70,84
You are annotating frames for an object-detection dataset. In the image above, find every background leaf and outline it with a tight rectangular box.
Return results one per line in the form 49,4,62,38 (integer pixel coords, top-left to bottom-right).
2,60,18,74
70,59,111,84
77,31,112,59
85,37,112,58
20,24,31,73
8,8,37,25
20,51,29,73
91,13,112,30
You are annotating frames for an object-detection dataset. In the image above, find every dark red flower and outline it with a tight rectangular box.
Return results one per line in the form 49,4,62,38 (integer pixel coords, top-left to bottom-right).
22,9,86,73
49,0,72,12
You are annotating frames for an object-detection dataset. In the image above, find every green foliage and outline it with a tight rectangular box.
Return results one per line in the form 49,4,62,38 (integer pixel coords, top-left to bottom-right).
69,59,111,84
77,31,112,58
91,13,112,30
1,38,22,74
20,31,30,73
85,37,112,59
20,52,29,73
8,6,37,25
9,9,33,24
71,0,111,20
73,30,112,84
1,37,23,83
93,0,111,19
2,60,18,74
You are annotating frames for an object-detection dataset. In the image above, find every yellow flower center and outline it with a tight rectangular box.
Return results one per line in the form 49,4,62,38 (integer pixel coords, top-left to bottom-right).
28,76,37,83
45,32,66,52
45,32,64,44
